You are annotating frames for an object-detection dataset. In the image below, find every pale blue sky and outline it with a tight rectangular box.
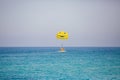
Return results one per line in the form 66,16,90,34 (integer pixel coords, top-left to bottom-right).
0,0,120,47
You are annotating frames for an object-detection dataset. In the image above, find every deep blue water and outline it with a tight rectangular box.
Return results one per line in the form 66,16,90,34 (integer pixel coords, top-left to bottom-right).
0,47,120,80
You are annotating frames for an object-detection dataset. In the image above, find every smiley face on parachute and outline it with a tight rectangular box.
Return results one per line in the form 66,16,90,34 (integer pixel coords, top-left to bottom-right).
56,31,69,40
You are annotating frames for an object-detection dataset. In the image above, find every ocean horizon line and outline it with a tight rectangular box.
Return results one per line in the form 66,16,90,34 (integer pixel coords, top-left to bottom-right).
0,46,120,48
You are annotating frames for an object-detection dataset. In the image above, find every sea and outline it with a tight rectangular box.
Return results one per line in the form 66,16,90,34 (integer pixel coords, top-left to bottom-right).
0,47,120,80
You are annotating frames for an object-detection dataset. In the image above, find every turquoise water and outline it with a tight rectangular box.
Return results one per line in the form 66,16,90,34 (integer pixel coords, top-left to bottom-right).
0,47,120,80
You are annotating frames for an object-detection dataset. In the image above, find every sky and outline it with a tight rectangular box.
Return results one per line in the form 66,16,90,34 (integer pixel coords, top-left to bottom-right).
0,0,120,47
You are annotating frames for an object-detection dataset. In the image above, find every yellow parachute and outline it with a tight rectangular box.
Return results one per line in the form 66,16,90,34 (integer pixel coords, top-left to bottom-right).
56,31,69,52
56,31,69,40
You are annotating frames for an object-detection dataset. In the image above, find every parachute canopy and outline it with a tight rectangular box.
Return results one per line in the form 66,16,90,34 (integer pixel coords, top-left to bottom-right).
56,31,69,40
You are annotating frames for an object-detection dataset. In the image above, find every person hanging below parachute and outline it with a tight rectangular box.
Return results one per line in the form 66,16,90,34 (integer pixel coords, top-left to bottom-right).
56,31,69,52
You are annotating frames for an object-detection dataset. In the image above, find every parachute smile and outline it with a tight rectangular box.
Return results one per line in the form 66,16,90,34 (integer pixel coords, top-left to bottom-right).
60,36,64,37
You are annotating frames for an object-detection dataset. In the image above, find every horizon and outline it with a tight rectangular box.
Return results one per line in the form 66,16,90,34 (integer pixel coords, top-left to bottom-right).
0,46,120,47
